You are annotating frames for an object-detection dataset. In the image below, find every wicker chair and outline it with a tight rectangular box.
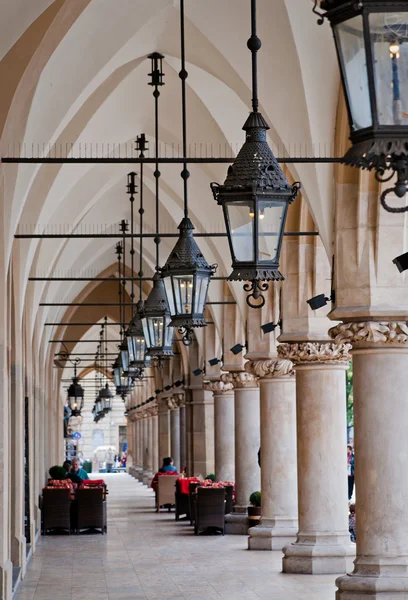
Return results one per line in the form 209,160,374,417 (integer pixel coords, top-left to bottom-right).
156,475,178,513
42,488,71,534
189,481,201,525
224,485,234,515
194,487,226,535
175,480,190,521
74,488,106,534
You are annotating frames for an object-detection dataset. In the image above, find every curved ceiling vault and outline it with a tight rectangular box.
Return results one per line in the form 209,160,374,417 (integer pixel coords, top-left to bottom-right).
1,0,340,391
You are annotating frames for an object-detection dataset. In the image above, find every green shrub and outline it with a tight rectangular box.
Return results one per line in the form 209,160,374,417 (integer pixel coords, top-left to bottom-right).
205,473,216,482
249,491,261,507
49,465,67,480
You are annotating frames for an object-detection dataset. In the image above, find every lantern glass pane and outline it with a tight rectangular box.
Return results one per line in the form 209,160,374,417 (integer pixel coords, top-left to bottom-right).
121,347,129,373
225,201,254,262
165,316,174,347
113,366,121,389
127,335,135,363
172,275,194,315
369,12,408,125
257,201,286,263
335,16,372,130
194,273,210,315
149,316,164,347
164,277,176,315
134,336,145,362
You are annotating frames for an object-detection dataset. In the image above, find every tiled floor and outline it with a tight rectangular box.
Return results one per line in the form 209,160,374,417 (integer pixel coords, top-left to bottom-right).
15,474,352,600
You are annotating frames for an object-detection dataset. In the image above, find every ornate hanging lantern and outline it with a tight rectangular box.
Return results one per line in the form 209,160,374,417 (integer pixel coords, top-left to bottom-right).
211,0,300,308
161,218,216,344
316,0,408,211
67,360,84,417
141,273,174,364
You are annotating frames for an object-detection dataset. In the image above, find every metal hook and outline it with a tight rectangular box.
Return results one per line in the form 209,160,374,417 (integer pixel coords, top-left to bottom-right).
312,0,326,25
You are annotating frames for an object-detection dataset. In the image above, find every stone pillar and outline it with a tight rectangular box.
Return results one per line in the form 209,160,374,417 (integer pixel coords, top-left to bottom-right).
143,415,154,485
135,418,142,481
330,321,408,598
158,399,170,468
204,380,235,482
222,372,260,534
278,342,354,574
179,402,187,472
245,358,298,551
142,416,149,483
190,387,215,477
152,409,159,473
168,398,181,471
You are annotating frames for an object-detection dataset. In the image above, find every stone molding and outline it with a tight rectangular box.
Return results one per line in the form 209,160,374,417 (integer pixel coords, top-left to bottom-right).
203,379,234,393
329,321,408,347
277,342,351,365
166,393,185,410
220,371,259,389
245,358,294,379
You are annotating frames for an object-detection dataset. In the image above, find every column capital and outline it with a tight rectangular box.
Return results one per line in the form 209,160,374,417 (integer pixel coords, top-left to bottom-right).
245,358,294,379
277,341,351,365
221,371,259,389
203,379,234,393
166,394,185,409
329,320,408,349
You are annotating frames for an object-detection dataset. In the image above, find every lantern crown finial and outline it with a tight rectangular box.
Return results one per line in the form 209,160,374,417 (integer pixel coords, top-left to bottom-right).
223,112,292,193
161,217,214,273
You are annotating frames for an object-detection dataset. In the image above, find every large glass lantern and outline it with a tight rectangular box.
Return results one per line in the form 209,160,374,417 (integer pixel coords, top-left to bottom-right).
211,113,300,307
161,217,216,344
119,340,129,374
126,300,147,374
67,375,84,417
320,0,408,209
99,383,113,414
141,272,174,361
112,355,132,398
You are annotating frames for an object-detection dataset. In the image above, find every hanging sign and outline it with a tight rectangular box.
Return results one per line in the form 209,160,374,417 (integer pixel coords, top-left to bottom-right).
72,432,82,440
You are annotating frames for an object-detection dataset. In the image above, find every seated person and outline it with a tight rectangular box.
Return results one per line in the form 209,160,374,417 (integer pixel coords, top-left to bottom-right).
63,459,72,473
162,457,178,473
66,458,89,483
151,457,178,492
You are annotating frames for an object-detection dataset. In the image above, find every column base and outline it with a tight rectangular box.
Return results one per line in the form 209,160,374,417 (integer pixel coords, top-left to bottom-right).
142,471,154,487
11,535,26,578
225,512,249,535
283,532,355,574
0,560,13,600
248,517,298,551
336,559,408,599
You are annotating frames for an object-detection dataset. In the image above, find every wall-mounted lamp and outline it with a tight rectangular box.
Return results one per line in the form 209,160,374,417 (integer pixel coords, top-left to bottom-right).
230,343,246,356
260,319,282,334
393,252,408,273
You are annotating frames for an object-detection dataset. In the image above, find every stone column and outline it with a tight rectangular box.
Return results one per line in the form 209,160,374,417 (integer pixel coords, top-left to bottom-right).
142,415,149,483
152,408,159,473
179,401,187,472
330,321,408,598
143,414,154,485
278,342,354,574
168,398,181,471
222,372,260,534
245,358,298,551
204,380,235,482
158,398,170,467
135,418,143,481
190,387,215,477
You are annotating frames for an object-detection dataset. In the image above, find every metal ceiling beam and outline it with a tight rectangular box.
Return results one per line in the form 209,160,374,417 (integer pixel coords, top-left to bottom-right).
15,231,318,239
2,156,342,165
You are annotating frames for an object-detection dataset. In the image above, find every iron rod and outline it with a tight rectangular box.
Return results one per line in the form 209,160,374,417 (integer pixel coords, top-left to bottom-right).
15,231,318,239
45,301,235,308
1,157,344,164
50,340,120,343
46,322,121,326
31,276,230,281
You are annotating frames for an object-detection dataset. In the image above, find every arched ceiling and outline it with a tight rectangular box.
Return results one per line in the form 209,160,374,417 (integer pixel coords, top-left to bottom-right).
1,0,339,383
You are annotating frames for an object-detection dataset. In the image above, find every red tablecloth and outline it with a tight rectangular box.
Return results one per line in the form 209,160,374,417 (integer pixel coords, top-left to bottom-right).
178,477,200,494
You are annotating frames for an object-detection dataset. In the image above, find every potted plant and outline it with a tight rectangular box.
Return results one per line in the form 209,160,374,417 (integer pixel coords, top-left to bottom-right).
248,491,261,523
205,473,216,482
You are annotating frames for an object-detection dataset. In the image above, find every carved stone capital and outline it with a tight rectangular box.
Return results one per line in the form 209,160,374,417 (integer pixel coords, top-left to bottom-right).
277,342,351,365
245,358,294,379
203,379,234,394
329,321,408,348
221,371,259,389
